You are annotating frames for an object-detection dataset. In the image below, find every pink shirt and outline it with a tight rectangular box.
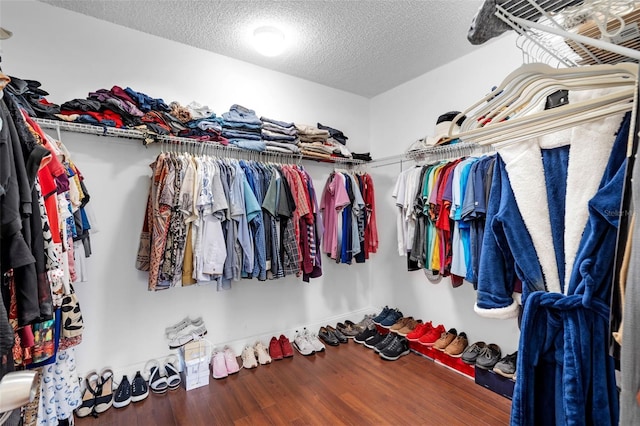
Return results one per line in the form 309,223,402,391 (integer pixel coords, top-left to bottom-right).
320,173,350,259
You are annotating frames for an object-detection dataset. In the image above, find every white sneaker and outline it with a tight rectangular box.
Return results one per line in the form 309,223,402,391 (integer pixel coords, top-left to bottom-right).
304,329,326,353
255,341,272,365
241,345,258,369
167,319,207,349
292,330,315,356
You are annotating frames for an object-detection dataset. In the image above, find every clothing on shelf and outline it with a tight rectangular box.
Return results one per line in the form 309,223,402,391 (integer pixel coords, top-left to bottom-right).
137,152,326,290
320,170,378,264
393,154,495,286
0,73,94,426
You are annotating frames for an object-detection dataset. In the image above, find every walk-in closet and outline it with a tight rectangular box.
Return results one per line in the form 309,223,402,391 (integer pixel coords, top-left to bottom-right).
1,1,640,425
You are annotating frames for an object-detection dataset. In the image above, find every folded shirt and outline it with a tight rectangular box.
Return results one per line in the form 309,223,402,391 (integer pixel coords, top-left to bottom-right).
261,129,298,142
260,116,295,128
295,124,331,137
317,122,348,145
187,101,215,120
262,121,298,136
222,129,262,140
222,104,262,125
229,139,266,152
265,140,301,153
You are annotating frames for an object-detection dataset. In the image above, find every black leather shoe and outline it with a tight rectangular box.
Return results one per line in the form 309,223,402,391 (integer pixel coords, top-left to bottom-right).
318,327,340,346
327,325,348,343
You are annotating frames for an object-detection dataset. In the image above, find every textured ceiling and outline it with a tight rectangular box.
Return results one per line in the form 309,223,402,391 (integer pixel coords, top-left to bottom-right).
40,0,487,98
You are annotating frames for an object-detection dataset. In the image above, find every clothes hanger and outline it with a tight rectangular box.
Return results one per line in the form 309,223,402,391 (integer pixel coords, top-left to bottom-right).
451,62,638,136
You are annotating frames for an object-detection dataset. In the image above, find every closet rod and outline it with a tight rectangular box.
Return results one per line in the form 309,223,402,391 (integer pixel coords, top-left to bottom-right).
369,141,488,168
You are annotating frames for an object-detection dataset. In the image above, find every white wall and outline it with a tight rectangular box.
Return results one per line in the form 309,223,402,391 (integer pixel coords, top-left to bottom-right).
369,35,523,355
1,1,372,377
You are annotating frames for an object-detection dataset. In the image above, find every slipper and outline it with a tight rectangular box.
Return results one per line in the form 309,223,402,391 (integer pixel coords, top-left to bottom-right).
164,356,181,390
145,360,168,395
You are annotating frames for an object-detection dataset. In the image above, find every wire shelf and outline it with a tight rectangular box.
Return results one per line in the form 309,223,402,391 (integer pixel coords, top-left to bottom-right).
32,118,366,167
494,0,640,67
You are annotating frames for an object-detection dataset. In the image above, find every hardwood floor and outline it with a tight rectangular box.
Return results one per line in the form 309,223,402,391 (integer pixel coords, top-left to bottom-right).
75,340,511,425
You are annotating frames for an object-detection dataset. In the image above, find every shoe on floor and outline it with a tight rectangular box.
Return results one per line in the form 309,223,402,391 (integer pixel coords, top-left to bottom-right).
146,360,168,395
461,341,487,365
279,335,294,358
94,368,114,414
475,343,502,370
255,341,272,365
269,336,284,360
131,371,149,403
373,333,397,353
379,309,404,328
389,316,412,333
75,371,100,418
292,330,315,356
336,321,359,338
493,352,517,379
380,336,410,361
372,306,391,324
433,328,458,351
164,356,182,390
406,321,432,341
396,318,421,336
212,350,229,379
326,325,348,343
418,324,445,347
224,346,241,374
112,375,131,409
355,314,376,331
354,326,377,344
363,331,386,349
318,326,340,346
444,332,469,357
241,345,259,369
304,329,326,352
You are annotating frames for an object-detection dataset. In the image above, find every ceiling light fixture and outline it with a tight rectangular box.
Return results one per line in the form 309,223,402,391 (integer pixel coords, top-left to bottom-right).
252,26,286,57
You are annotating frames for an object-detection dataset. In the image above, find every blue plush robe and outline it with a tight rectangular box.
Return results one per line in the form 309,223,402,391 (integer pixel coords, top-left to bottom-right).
476,96,630,425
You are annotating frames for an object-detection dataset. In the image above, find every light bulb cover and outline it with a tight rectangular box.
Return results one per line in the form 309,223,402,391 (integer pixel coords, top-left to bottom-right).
253,26,286,57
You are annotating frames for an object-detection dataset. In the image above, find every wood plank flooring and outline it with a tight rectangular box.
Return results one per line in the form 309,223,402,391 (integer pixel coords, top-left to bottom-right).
75,340,511,425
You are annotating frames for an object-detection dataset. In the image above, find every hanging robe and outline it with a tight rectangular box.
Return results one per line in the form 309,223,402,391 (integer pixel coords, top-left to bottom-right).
476,87,630,425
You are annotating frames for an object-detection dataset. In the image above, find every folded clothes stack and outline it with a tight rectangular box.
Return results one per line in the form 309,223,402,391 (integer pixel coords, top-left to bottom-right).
297,123,353,160
260,116,300,154
172,101,228,144
221,104,265,152
5,76,60,119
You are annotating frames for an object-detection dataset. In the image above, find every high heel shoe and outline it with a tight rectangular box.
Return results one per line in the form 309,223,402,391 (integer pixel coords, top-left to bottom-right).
75,371,100,418
94,368,114,414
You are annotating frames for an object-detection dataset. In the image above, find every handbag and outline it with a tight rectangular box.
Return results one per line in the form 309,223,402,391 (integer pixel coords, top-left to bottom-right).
60,285,84,338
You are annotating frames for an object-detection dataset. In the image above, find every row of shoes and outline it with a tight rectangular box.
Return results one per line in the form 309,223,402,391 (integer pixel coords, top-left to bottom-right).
75,365,156,418
165,316,208,349
373,307,471,357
